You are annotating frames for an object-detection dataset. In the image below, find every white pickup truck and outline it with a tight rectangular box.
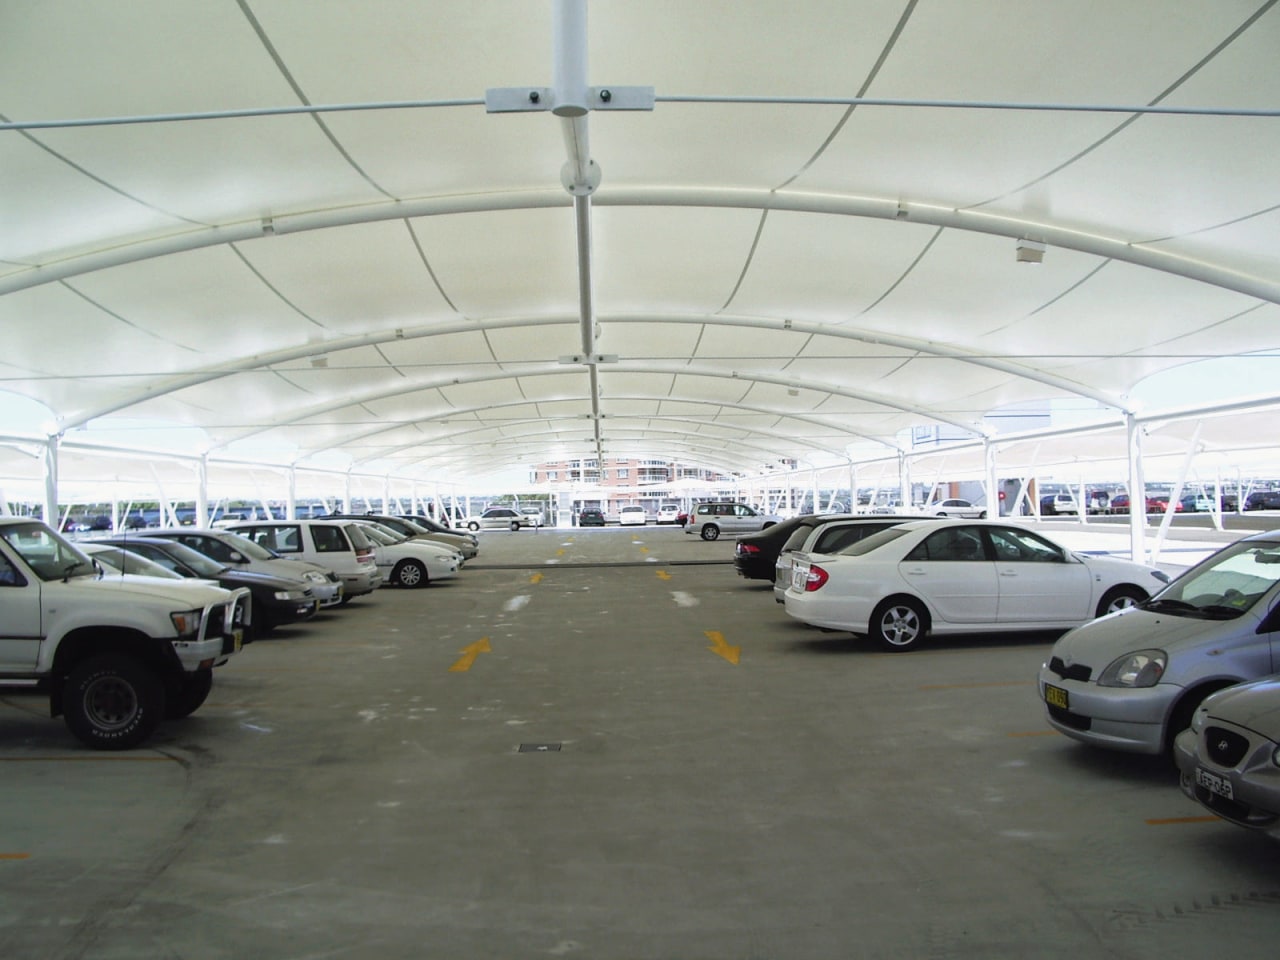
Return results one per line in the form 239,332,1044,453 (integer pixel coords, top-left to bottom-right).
0,517,249,750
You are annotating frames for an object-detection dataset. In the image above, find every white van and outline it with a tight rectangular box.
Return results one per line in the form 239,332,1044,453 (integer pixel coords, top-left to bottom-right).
226,519,381,600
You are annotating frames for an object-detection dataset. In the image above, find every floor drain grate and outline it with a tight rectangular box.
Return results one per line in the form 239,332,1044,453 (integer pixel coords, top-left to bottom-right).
517,743,562,753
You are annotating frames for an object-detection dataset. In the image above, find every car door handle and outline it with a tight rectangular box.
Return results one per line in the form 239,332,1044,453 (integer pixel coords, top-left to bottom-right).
904,567,927,576
999,570,1018,577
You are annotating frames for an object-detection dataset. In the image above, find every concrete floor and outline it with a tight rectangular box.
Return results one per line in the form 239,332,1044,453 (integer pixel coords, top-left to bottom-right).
3,523,1280,959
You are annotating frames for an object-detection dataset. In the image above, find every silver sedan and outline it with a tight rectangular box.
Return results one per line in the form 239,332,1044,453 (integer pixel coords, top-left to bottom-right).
1040,531,1280,755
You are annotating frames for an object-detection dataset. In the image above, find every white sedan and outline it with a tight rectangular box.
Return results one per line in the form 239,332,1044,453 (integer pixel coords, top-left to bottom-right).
356,523,460,587
619,505,647,526
784,520,1170,651
923,498,986,518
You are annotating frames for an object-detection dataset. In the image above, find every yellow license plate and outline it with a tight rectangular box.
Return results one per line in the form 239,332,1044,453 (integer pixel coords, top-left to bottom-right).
1044,683,1069,710
232,629,244,653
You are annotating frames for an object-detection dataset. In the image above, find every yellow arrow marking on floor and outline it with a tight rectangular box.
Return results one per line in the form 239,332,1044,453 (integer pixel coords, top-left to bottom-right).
530,572,543,584
656,570,671,580
449,637,491,672
638,546,649,553
556,548,565,556
704,630,740,665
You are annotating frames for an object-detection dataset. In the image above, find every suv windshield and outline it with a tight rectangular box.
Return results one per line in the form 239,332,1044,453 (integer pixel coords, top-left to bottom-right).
1,521,94,581
1147,537,1280,618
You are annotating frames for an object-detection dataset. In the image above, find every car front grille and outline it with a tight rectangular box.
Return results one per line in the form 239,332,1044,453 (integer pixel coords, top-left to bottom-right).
1205,726,1250,767
1048,656,1092,682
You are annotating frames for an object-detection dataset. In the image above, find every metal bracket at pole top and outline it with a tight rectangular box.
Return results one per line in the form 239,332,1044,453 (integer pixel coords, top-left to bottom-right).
485,86,655,114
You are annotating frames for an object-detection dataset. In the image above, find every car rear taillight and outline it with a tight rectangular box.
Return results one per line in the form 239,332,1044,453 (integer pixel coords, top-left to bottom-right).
356,549,375,563
736,543,760,557
803,564,829,591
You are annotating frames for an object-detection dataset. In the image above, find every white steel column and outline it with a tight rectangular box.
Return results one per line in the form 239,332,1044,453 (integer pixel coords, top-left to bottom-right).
1126,413,1147,563
898,452,911,510
287,466,297,520
196,455,210,526
42,435,59,525
983,439,998,518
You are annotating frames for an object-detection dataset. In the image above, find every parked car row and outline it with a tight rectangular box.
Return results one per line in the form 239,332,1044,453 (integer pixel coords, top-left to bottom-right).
85,516,476,641
729,511,1280,835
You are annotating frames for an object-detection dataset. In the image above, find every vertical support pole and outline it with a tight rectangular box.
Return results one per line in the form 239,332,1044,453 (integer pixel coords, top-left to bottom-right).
287,466,297,520
898,452,911,512
983,439,998,518
42,435,60,526
196,455,210,526
1126,412,1146,564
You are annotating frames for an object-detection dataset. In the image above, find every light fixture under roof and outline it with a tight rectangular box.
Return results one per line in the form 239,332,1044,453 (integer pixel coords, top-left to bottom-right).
1016,238,1046,264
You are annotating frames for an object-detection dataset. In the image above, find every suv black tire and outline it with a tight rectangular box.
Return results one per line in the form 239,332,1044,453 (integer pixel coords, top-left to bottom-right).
63,654,165,750
165,668,213,719
700,524,720,541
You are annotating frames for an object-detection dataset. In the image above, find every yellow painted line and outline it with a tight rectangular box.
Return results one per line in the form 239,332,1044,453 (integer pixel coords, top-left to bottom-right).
530,572,543,584
638,546,649,553
449,637,492,673
656,570,672,581
1,853,31,860
704,630,741,665
920,681,1033,690
556,548,565,556
1145,815,1220,825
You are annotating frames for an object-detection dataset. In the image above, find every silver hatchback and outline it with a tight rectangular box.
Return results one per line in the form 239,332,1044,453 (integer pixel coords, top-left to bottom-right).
1039,531,1280,755
1174,675,1280,832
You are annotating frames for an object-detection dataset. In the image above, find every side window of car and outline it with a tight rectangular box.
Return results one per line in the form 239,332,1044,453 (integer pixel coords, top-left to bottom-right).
312,525,346,553
989,528,1062,562
0,551,23,586
139,547,182,573
192,536,232,562
816,524,885,553
238,527,273,551
736,505,755,517
276,526,301,552
908,528,985,561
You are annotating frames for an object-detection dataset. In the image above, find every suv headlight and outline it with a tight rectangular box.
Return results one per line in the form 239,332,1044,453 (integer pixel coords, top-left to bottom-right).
170,609,202,638
1097,649,1167,688
303,571,326,584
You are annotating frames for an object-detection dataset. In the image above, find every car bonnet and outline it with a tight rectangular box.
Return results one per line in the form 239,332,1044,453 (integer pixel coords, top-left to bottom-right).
1051,606,1263,666
1199,676,1280,738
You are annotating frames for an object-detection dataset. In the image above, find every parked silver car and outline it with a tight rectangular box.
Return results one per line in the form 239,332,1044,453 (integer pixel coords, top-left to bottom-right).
1174,675,1280,832
684,502,781,541
468,506,541,532
1040,531,1280,755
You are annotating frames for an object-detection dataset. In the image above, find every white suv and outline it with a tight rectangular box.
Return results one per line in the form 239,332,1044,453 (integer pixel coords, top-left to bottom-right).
684,502,781,541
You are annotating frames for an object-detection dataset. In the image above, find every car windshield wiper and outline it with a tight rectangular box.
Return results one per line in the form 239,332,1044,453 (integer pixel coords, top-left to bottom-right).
61,559,94,581
1143,597,1198,614
1192,604,1244,620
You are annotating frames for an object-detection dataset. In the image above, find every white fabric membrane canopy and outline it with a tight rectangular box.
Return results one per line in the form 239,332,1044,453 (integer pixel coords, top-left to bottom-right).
2,1,1279,504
